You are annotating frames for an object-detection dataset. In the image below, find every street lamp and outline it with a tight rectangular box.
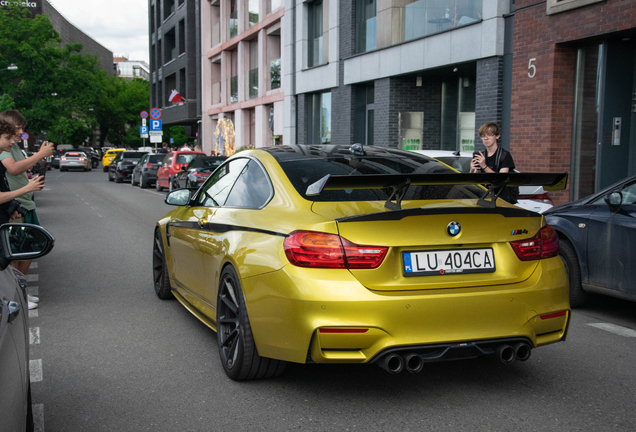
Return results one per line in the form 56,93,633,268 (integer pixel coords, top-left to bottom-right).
0,64,18,72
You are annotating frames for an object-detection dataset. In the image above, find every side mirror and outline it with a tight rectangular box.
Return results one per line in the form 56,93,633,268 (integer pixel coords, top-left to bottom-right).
605,191,622,213
165,189,192,206
0,224,55,270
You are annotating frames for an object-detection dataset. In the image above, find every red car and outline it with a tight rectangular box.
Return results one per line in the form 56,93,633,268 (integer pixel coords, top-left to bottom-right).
156,151,205,191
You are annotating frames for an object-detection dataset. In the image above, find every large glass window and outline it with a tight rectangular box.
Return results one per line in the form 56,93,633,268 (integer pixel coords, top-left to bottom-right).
248,39,259,99
267,29,281,91
229,50,238,104
228,0,238,39
308,1,323,67
440,73,475,152
356,0,376,54
308,92,331,144
354,84,374,146
198,159,249,207
247,0,259,28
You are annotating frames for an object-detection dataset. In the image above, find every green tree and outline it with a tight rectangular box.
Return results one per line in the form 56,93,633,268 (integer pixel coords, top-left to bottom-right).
166,126,188,147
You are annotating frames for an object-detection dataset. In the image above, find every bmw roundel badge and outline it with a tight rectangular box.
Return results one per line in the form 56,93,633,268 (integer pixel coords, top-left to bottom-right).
447,221,461,237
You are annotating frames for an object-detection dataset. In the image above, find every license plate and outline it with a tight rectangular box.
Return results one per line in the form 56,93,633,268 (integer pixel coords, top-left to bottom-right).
403,248,495,276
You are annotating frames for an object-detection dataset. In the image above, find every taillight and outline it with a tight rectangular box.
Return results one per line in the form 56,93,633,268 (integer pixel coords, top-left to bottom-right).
283,231,388,269
517,193,553,205
61,157,67,161
193,171,208,176
510,225,559,261
78,158,85,161
144,163,154,169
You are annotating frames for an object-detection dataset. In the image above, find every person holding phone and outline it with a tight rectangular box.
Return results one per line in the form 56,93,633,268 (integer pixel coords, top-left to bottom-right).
470,122,515,174
470,122,518,204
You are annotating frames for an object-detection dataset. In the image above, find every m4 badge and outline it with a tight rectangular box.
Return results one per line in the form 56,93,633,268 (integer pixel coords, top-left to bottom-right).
511,229,529,236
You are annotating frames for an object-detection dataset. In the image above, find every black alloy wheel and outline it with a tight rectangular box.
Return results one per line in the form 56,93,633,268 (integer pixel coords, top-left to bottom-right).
153,229,173,300
216,266,286,380
559,239,587,308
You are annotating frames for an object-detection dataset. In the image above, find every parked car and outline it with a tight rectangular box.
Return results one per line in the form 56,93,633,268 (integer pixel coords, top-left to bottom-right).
131,153,165,188
410,150,555,213
173,155,227,189
0,224,55,431
154,145,570,380
59,151,90,172
155,150,205,191
108,151,147,183
102,148,124,172
51,149,65,169
545,174,636,307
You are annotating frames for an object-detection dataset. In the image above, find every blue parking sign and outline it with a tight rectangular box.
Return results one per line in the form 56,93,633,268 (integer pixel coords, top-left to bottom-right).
140,126,149,134
150,119,162,131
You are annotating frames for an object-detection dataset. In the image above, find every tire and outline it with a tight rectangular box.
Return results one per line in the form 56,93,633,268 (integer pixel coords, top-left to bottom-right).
131,174,137,186
153,228,173,300
92,160,98,169
103,166,108,172
115,173,123,183
156,179,163,191
169,176,174,192
108,171,114,182
139,175,148,188
60,167,66,172
216,266,287,380
559,239,587,308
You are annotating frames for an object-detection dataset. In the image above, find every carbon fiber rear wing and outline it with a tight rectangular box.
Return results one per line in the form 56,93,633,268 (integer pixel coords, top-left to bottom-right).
306,172,568,210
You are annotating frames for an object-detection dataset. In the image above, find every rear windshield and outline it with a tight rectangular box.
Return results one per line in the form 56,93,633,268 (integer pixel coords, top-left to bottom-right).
105,150,122,156
148,154,165,163
189,156,226,169
270,146,482,202
121,152,146,159
176,153,202,164
65,152,86,158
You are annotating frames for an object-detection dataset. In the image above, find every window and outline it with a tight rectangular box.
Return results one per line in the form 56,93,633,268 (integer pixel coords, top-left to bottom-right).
247,0,259,28
248,39,259,99
225,160,272,208
229,0,238,39
211,3,221,47
198,159,249,207
308,1,324,67
178,19,185,55
164,27,176,62
267,29,281,91
546,0,604,15
356,0,376,53
308,92,331,145
354,84,374,146
229,50,238,104
268,0,283,14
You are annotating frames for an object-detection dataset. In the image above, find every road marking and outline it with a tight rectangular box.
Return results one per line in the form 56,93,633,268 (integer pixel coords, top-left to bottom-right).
29,309,38,318
26,274,39,282
30,327,40,344
91,206,103,217
589,323,636,338
33,404,44,432
30,359,43,382
31,262,38,269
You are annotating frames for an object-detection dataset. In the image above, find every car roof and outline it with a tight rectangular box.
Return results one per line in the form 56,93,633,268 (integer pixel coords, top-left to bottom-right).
410,150,474,158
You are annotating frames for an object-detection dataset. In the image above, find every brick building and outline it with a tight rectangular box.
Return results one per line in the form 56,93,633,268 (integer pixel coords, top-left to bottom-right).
510,0,636,203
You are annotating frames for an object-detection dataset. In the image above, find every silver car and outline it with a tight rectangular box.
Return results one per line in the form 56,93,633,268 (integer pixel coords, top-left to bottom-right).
0,224,55,431
59,151,90,172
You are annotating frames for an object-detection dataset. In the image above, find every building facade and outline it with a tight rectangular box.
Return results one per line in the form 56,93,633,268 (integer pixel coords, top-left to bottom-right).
149,0,202,140
114,56,151,81
510,0,636,203
285,0,510,155
201,0,285,155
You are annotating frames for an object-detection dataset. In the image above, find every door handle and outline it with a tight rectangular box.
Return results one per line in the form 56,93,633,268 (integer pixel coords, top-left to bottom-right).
7,301,20,324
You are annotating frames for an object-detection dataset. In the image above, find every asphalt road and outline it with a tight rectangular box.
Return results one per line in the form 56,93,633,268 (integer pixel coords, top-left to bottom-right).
27,167,636,432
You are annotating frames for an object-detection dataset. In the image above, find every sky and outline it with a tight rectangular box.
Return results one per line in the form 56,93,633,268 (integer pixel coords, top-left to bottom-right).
48,0,150,63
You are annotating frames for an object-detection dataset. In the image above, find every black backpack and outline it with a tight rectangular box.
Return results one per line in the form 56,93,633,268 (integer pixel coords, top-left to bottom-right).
493,147,519,204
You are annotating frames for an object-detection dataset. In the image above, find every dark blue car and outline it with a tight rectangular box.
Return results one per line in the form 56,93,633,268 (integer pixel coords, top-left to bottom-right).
545,175,636,307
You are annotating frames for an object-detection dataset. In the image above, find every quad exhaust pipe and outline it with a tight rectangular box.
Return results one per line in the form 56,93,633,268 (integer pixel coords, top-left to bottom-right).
377,342,532,373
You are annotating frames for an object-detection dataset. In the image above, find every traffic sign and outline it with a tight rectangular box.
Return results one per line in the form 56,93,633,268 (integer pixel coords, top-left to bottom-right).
150,108,162,119
150,119,162,131
150,135,162,143
140,111,149,119
21,132,29,140
140,126,149,135
149,131,164,136
142,119,146,127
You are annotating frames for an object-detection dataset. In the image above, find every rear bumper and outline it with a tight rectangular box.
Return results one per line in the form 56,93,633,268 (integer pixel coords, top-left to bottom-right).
241,256,570,364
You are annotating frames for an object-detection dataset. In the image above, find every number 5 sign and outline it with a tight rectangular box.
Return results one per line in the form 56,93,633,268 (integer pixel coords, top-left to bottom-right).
528,58,537,78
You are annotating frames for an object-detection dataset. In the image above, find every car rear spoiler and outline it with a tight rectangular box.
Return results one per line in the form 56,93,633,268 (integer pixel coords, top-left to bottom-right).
306,172,568,210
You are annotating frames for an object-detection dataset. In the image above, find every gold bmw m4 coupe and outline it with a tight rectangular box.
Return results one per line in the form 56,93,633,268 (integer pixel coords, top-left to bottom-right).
153,145,570,380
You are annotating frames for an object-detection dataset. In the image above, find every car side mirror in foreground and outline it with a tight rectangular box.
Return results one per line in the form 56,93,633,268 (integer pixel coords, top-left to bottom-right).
0,224,55,270
605,191,622,213
165,189,192,206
